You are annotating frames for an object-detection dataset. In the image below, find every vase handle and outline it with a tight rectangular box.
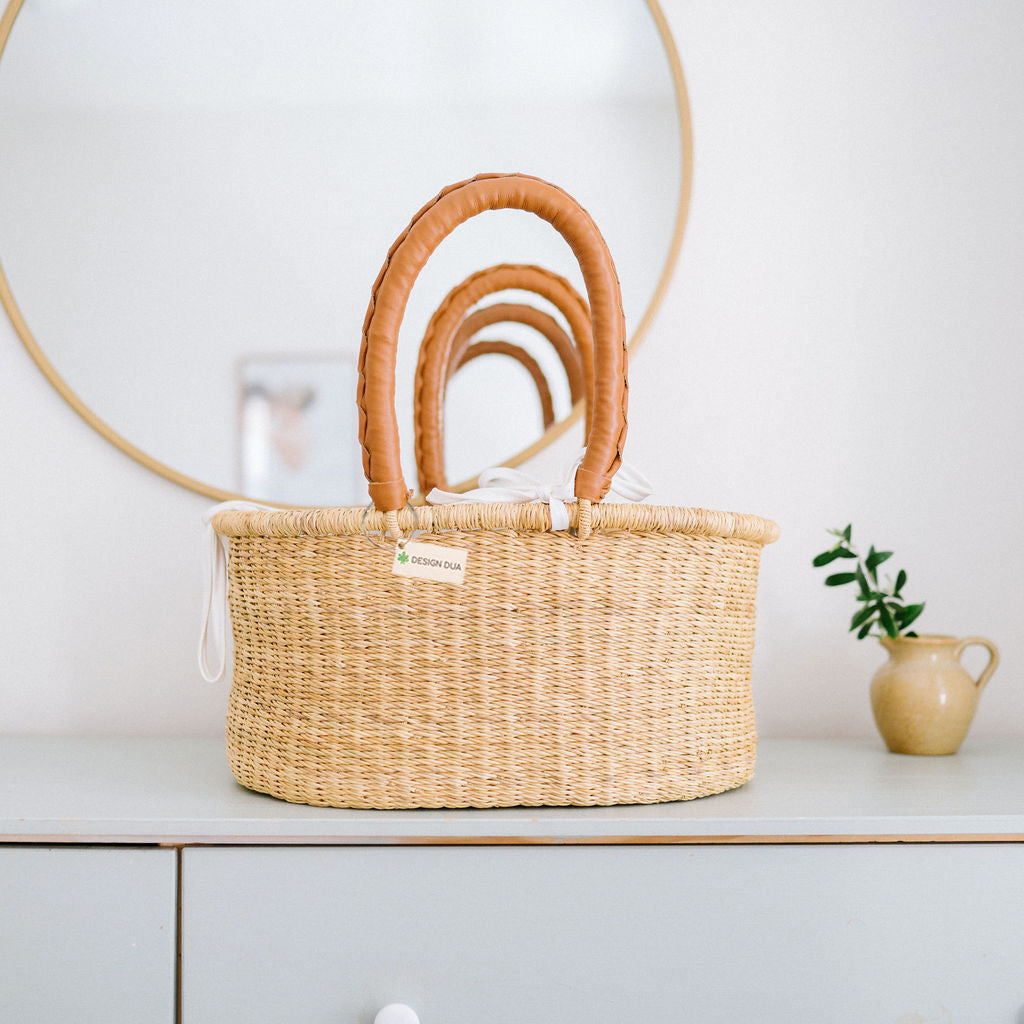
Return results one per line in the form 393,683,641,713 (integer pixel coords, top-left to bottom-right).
953,636,1000,694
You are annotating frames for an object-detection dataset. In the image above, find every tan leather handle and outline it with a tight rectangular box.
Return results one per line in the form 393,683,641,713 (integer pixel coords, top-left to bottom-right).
416,301,585,494
455,338,557,427
358,173,626,512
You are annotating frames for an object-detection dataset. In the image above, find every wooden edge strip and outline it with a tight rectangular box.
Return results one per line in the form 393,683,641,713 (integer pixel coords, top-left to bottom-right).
4,833,1021,847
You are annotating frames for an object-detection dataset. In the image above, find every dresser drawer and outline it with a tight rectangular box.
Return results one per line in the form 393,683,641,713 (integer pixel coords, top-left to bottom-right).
0,846,177,1023
182,844,1024,1022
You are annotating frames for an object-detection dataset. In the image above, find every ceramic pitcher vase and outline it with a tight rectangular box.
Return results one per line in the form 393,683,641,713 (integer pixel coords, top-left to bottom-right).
870,634,999,755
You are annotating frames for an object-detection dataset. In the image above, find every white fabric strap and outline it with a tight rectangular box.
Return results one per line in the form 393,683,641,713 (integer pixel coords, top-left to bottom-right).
198,501,278,684
426,449,653,531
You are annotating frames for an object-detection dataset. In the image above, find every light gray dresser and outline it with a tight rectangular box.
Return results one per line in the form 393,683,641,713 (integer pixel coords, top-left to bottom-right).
2,737,1022,1022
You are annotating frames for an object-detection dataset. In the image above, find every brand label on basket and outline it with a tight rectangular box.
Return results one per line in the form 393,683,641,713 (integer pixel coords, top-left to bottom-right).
391,540,467,584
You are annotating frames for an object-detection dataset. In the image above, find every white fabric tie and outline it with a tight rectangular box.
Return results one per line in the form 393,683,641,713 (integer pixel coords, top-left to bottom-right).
198,501,278,684
426,449,653,531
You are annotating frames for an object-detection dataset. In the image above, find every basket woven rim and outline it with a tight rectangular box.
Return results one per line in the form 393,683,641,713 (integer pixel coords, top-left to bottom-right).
212,501,780,545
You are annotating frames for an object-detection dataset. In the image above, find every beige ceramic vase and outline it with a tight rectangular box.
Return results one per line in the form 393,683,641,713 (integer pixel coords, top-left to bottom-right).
870,634,999,755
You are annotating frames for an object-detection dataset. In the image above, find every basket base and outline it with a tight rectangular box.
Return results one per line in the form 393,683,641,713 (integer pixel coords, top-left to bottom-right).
226,732,757,810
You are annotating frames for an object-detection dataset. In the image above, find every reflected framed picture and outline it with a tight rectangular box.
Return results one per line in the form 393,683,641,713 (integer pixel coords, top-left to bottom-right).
236,353,363,506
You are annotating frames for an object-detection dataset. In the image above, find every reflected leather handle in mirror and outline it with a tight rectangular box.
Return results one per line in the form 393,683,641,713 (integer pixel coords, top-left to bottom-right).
358,173,626,513
412,265,595,486
415,301,585,494
457,339,558,423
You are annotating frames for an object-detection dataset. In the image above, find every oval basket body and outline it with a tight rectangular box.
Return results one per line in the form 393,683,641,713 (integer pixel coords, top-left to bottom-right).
218,173,776,810
219,503,776,809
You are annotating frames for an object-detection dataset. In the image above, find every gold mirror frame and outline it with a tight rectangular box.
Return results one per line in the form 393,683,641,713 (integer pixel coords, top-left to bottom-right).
0,0,692,503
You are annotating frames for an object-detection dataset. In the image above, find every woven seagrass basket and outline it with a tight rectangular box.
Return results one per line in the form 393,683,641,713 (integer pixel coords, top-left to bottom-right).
213,172,779,810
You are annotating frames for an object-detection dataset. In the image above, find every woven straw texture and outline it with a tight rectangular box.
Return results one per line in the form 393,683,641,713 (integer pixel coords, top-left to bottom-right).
216,502,778,809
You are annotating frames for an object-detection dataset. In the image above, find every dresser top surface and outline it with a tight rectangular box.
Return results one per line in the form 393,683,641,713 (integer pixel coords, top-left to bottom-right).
1,737,1021,844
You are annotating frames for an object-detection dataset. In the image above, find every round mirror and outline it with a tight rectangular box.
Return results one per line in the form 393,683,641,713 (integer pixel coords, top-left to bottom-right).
0,0,690,504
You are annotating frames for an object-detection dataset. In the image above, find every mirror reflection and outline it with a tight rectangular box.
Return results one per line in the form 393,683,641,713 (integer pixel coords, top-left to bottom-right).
0,0,686,504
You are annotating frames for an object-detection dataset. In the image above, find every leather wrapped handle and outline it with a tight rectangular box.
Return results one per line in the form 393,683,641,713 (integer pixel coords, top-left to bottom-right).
416,301,585,494
358,173,627,513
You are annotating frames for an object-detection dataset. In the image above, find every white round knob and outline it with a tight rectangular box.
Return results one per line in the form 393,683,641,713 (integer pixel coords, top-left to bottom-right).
374,1004,420,1024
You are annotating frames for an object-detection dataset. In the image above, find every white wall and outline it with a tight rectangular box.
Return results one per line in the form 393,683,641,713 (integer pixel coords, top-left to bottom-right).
2,0,1022,740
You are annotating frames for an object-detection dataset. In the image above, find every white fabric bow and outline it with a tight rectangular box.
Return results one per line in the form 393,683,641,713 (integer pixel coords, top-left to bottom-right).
198,501,278,684
426,449,653,531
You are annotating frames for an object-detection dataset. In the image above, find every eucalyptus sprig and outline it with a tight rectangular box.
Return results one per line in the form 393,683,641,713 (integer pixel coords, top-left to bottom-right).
812,525,925,639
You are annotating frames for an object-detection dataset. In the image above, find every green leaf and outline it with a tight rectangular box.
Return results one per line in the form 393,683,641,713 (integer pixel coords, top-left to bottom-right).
897,603,926,630
849,605,875,631
894,569,907,595
855,565,871,599
876,600,897,637
814,547,856,566
825,572,857,586
857,620,875,639
842,524,852,542
865,545,879,584
865,549,893,574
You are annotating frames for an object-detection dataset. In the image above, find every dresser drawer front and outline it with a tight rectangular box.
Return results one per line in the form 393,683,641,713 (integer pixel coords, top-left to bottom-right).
0,846,177,1023
181,844,1024,1022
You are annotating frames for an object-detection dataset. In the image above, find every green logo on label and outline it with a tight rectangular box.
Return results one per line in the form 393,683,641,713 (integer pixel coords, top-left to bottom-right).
397,551,410,564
